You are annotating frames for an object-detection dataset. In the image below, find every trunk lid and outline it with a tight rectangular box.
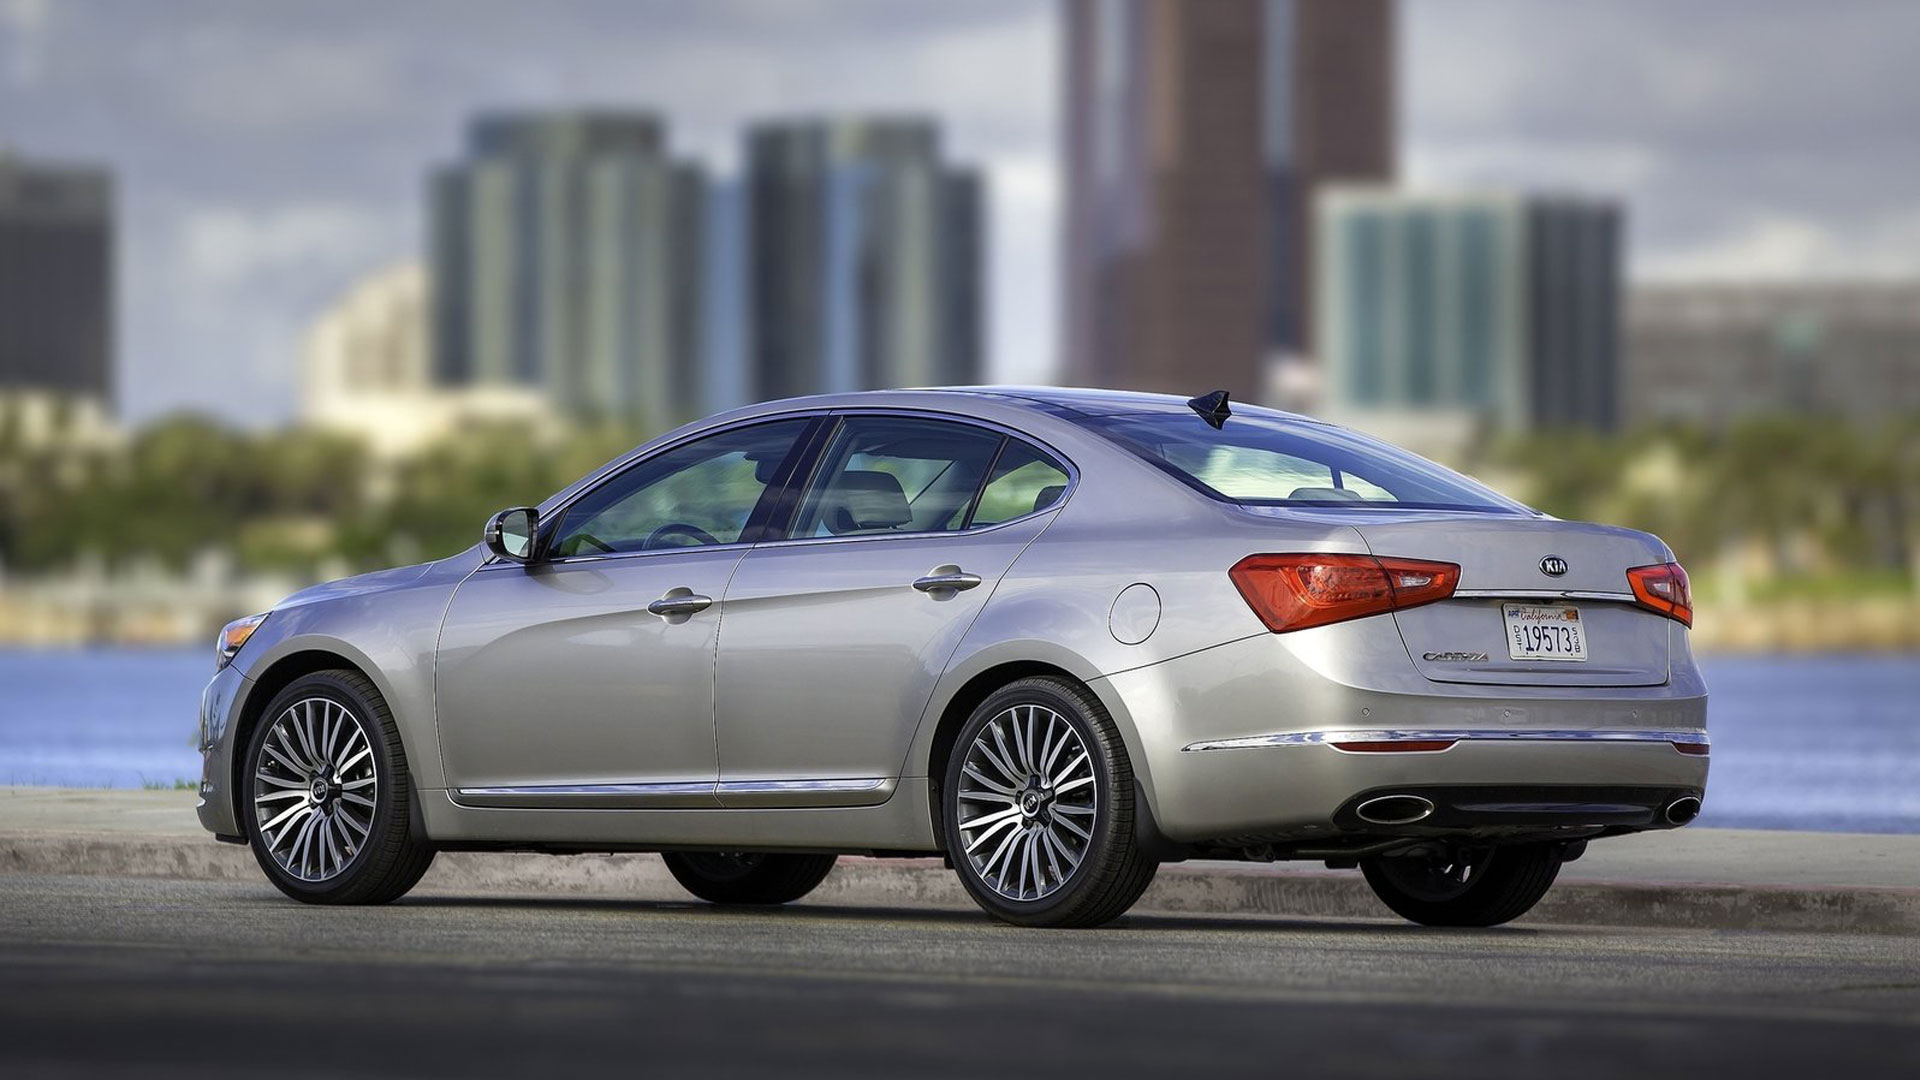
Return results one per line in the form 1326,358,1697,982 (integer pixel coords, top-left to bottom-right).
1304,510,1671,688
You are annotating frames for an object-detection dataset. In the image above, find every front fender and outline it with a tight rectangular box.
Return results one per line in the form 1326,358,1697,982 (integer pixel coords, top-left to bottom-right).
231,559,472,792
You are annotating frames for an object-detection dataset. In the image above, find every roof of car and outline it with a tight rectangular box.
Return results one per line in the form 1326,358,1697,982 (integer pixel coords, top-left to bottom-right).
885,385,1317,423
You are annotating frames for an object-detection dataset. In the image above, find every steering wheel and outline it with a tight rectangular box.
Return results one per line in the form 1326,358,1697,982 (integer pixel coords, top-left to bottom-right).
644,522,720,550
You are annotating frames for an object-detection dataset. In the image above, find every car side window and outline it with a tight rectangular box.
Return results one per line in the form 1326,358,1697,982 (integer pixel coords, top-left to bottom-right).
549,419,811,557
790,416,1005,538
968,440,1071,528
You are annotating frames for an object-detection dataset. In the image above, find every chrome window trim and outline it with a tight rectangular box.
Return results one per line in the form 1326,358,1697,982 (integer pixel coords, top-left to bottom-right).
1181,728,1711,753
745,508,1062,552
1451,589,1636,602
478,538,761,572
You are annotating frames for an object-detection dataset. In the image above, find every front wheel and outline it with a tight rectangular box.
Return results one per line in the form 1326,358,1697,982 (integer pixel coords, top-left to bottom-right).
1360,842,1562,927
241,669,435,905
941,676,1157,928
662,852,838,905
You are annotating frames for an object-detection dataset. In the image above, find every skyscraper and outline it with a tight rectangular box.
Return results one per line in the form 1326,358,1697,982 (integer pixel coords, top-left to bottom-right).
430,112,706,430
1316,188,1621,435
746,118,984,400
0,150,113,407
1063,0,1395,401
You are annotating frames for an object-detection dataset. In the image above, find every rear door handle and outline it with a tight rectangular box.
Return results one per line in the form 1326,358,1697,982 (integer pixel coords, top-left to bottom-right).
647,592,713,617
912,570,982,594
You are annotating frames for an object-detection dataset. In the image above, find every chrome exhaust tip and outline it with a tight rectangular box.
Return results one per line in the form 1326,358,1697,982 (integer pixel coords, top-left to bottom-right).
1355,794,1436,826
1664,796,1702,826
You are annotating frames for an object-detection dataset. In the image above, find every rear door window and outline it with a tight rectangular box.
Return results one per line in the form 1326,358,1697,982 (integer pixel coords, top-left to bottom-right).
789,416,1006,538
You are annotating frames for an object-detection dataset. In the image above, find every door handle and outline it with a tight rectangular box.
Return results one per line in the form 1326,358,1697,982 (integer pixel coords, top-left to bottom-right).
912,569,982,594
647,592,713,617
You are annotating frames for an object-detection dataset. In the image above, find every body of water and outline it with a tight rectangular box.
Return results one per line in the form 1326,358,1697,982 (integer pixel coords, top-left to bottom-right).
1,649,1915,833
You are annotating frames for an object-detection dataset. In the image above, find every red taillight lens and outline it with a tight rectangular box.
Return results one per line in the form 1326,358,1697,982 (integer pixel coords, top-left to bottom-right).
1229,554,1461,633
1627,562,1694,627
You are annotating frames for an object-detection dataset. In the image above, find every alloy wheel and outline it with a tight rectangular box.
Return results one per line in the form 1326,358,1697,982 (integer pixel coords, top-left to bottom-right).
954,703,1098,902
251,696,379,882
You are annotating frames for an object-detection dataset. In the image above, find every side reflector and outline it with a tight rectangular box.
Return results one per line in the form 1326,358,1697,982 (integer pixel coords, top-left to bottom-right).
1330,740,1458,753
1672,741,1710,756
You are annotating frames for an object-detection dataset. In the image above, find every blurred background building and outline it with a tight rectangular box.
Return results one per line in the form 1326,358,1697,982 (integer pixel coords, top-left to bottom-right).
746,118,984,400
1315,188,1621,447
300,260,552,459
424,111,985,428
429,112,708,432
1624,282,1920,427
1062,0,1394,403
0,149,117,452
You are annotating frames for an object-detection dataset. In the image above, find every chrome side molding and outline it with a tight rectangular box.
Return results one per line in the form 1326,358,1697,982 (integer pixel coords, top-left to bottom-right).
452,777,895,809
1181,728,1712,753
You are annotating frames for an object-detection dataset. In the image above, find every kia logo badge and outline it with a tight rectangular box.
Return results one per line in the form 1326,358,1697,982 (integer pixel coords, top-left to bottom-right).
1539,555,1569,577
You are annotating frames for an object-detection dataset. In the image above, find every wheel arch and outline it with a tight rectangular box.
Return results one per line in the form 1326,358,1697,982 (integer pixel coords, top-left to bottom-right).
915,648,1155,853
228,645,424,827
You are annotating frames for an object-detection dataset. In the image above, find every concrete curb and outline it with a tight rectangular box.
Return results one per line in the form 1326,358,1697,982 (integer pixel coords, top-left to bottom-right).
6,829,1918,935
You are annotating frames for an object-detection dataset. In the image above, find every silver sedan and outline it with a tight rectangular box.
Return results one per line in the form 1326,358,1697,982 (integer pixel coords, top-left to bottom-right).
196,388,1708,928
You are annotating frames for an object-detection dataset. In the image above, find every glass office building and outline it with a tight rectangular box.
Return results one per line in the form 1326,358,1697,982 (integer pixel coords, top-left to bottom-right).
0,151,113,408
745,118,983,401
1316,189,1621,432
430,113,707,430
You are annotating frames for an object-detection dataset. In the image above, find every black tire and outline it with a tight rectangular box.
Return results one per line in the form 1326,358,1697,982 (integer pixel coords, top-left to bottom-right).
241,669,435,905
941,675,1158,928
662,852,838,905
1360,842,1562,927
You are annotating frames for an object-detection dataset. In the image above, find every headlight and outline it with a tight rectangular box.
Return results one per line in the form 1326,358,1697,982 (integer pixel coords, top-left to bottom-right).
216,613,269,671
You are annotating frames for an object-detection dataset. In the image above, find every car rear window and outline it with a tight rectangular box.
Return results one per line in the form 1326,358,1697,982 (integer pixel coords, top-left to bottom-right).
1072,411,1529,513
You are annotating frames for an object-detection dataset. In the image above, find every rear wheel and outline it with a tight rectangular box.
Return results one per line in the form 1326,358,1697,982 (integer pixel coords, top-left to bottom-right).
241,669,435,905
1360,842,1561,927
941,676,1157,928
662,852,838,905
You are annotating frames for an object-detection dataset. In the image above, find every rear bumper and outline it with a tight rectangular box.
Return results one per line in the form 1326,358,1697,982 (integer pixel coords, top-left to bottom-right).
1094,631,1709,846
1331,783,1703,833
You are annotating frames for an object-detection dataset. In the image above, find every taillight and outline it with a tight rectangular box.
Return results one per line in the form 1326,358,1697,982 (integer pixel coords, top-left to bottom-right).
1229,554,1460,633
1626,562,1693,627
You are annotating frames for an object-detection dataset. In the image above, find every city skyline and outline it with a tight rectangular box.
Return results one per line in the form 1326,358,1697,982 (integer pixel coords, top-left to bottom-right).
3,0,1919,423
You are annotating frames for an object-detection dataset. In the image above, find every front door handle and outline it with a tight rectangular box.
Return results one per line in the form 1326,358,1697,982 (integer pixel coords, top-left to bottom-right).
647,591,713,617
912,568,982,594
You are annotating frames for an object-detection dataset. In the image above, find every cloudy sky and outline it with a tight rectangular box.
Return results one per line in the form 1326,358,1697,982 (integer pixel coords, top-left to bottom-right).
2,0,1917,423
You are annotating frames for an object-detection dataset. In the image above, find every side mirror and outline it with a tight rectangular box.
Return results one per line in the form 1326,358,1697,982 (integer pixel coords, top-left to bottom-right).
484,507,539,563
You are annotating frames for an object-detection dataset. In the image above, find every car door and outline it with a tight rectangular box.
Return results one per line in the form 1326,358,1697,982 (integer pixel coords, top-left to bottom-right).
435,417,816,808
712,413,1073,806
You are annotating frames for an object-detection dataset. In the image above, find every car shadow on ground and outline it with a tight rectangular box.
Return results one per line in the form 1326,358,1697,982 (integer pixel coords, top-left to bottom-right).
370,891,1554,937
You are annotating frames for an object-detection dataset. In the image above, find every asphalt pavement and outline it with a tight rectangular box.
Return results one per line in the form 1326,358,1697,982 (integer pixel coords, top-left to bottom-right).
1,872,1917,1079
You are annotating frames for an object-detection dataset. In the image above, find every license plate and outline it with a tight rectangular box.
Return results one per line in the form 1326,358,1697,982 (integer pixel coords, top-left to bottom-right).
1502,603,1588,661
